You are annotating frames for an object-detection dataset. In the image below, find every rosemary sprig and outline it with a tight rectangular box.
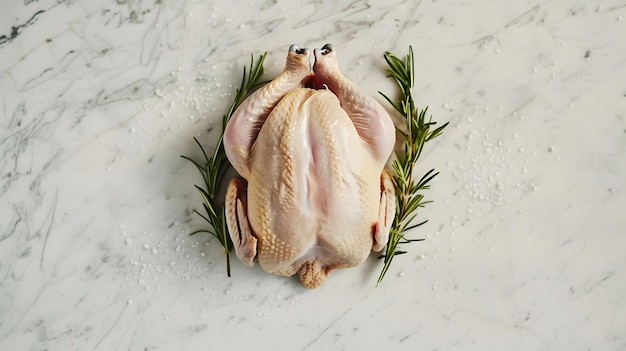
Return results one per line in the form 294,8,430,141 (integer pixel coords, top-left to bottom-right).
181,52,267,277
377,47,448,285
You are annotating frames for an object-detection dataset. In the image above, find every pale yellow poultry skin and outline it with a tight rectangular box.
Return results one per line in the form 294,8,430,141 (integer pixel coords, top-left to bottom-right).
223,44,396,288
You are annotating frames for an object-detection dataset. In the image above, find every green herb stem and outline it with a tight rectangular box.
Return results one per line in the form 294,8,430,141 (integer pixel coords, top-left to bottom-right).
181,52,267,277
377,47,448,285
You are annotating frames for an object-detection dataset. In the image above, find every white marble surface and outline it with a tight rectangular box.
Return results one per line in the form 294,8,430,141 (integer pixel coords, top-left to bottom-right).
1,0,625,349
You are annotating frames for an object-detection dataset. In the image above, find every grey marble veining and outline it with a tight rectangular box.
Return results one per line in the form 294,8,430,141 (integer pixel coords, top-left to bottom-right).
1,0,625,350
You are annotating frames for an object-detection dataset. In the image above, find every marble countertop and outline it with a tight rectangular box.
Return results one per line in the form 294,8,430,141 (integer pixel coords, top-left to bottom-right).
2,0,625,349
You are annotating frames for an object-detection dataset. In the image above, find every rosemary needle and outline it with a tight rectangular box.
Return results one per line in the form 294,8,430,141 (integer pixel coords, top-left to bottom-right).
181,52,267,277
377,47,448,285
